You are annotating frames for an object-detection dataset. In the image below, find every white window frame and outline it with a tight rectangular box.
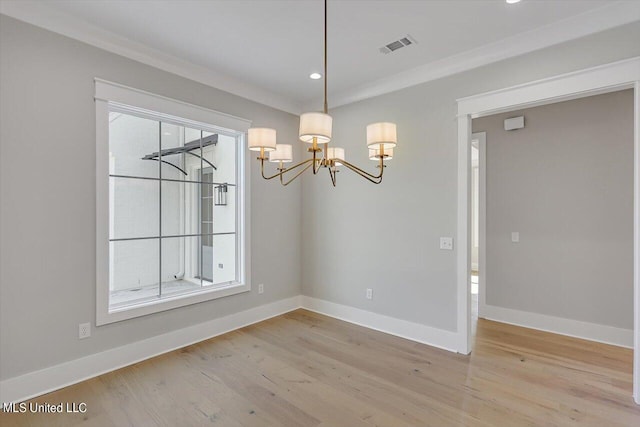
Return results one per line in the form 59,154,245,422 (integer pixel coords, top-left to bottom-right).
95,79,252,325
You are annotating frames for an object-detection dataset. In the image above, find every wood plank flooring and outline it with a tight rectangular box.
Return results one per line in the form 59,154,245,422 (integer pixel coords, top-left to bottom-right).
1,309,638,426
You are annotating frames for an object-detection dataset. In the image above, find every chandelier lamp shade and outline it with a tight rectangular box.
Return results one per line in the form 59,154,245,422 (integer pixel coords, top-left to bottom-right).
269,144,293,163
299,112,333,144
327,147,345,166
247,128,277,152
247,0,398,186
366,122,397,149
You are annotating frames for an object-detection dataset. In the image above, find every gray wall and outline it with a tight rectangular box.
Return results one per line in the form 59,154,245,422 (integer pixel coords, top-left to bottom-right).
473,90,634,329
301,22,640,332
1,13,639,382
0,15,302,381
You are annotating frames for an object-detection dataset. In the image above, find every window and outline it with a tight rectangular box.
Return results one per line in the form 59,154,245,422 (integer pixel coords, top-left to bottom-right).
95,80,251,325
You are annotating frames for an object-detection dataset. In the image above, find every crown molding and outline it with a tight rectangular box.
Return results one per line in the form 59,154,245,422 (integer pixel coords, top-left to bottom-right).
2,1,638,115
304,1,640,111
0,1,302,115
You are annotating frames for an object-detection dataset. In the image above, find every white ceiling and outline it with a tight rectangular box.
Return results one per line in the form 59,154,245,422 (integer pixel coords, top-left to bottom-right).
2,0,639,113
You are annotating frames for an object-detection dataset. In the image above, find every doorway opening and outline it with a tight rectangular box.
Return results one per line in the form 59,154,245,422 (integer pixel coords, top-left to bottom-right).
470,133,484,337
457,60,639,402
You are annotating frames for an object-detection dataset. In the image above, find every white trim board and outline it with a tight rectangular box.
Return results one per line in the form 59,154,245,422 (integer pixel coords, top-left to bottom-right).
0,2,300,115
0,296,301,404
306,1,640,111
95,79,252,132
300,296,459,353
481,305,633,349
0,295,464,404
457,57,640,117
2,1,639,115
3,293,631,405
456,56,640,403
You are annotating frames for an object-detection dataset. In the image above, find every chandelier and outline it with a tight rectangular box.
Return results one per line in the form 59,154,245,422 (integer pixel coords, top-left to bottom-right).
247,0,398,186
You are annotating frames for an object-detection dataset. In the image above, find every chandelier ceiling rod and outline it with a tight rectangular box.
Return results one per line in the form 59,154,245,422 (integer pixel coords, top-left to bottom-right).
246,0,398,187
323,0,328,115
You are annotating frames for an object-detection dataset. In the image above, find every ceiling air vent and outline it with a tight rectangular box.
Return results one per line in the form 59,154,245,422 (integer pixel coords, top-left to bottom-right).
379,35,417,54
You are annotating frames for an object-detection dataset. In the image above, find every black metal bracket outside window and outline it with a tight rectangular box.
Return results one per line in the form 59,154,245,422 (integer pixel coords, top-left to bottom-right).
142,134,218,176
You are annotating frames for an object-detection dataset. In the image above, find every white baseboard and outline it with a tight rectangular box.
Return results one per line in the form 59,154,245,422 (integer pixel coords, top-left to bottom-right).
300,296,460,353
0,296,301,404
481,304,633,348
4,295,630,405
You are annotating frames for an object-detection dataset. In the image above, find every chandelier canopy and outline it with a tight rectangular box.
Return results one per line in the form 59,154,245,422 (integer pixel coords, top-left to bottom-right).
247,0,398,186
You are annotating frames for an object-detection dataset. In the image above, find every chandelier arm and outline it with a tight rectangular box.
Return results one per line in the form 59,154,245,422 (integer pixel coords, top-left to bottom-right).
341,161,383,184
260,158,314,180
312,149,318,175
377,156,385,179
312,149,324,174
338,158,384,180
280,162,313,186
280,158,315,174
328,167,337,187
260,158,281,180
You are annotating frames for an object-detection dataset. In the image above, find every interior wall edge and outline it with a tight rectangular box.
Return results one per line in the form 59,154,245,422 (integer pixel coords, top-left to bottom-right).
300,296,460,353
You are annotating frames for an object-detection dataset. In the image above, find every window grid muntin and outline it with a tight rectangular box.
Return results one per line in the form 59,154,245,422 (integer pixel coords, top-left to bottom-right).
109,174,237,186
108,106,240,310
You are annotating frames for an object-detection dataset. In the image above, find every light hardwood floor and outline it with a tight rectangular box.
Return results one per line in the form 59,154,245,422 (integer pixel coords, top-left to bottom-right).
1,309,639,426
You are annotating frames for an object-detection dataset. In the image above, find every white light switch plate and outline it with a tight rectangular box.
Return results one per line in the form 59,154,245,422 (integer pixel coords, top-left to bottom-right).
511,232,520,243
440,237,453,250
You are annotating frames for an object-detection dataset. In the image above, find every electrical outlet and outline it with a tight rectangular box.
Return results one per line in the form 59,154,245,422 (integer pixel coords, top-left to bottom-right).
366,288,373,300
258,283,264,294
218,263,224,269
440,237,453,250
79,323,91,340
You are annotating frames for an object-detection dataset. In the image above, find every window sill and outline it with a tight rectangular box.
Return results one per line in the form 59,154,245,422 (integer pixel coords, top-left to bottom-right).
97,281,250,325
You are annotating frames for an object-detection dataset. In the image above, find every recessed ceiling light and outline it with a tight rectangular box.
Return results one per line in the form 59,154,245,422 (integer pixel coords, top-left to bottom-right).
506,0,521,4
309,73,322,80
